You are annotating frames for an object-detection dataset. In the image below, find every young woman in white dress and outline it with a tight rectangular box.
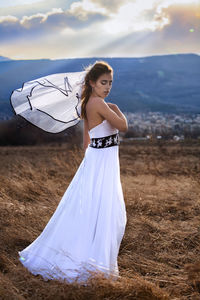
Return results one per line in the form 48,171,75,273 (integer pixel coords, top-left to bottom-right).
18,61,128,283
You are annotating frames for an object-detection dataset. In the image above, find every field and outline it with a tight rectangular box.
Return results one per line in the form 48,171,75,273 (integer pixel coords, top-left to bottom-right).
0,140,200,299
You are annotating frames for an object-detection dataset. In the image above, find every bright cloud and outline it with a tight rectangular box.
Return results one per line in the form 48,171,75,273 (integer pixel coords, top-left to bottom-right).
101,1,170,34
0,0,199,59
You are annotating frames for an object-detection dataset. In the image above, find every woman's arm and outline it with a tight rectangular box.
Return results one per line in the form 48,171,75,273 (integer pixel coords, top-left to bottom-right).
96,99,128,132
83,118,91,152
107,102,126,118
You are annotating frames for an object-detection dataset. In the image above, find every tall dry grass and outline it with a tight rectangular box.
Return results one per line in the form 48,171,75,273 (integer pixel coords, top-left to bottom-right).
0,140,200,299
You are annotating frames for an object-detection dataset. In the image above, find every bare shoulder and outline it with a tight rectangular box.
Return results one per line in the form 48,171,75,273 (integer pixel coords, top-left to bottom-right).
86,97,107,117
88,96,105,107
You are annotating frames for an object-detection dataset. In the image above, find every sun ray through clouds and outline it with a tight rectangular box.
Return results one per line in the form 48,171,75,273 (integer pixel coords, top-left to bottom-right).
0,0,199,58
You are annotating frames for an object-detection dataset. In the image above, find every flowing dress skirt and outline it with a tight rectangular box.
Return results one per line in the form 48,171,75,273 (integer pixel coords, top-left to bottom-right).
19,144,127,283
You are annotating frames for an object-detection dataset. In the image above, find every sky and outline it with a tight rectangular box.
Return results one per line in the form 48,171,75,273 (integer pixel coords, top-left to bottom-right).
0,0,199,59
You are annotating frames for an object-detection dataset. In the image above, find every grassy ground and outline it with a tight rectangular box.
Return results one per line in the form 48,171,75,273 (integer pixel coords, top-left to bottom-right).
0,140,200,299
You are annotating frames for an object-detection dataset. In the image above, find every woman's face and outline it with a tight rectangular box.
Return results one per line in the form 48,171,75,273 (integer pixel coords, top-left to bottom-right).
90,72,113,99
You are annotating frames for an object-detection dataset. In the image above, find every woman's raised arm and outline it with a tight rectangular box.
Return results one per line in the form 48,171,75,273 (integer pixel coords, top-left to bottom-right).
96,98,128,132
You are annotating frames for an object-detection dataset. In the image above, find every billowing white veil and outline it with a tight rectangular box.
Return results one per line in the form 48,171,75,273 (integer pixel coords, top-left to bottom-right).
10,71,86,133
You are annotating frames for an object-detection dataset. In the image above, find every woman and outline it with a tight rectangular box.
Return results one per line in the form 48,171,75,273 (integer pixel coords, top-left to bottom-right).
18,61,128,283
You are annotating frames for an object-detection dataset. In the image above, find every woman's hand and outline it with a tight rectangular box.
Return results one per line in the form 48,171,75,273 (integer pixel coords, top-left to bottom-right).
107,102,118,111
97,99,128,132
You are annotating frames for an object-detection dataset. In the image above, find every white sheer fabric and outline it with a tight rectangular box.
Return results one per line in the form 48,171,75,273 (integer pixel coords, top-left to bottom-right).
18,120,127,283
10,71,86,133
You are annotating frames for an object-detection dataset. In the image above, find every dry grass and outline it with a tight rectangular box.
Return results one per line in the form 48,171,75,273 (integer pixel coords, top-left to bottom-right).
0,140,200,299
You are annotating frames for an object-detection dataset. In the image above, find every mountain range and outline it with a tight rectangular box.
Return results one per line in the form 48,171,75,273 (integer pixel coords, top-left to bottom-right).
0,53,200,119
0,56,11,62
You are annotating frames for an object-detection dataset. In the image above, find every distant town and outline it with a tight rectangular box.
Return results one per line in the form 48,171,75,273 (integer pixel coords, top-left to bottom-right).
0,111,200,144
124,112,200,140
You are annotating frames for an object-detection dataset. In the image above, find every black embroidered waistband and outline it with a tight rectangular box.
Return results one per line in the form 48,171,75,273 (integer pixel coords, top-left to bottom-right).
89,133,120,149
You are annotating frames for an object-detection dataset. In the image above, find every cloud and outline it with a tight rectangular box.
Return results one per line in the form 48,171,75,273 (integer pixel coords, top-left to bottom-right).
76,0,131,13
94,3,200,56
0,7,108,42
0,0,199,59
159,3,200,39
1,0,42,7
0,0,75,18
100,1,170,35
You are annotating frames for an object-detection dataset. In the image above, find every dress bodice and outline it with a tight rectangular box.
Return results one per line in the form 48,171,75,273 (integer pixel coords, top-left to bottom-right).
88,120,118,139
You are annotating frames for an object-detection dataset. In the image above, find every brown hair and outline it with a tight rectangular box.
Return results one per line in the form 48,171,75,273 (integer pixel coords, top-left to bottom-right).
81,61,113,119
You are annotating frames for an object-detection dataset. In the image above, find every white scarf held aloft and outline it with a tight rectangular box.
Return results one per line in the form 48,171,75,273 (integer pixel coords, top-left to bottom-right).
10,71,86,133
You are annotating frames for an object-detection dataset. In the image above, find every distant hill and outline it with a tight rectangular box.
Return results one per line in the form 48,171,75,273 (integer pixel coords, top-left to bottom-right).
0,55,11,62
0,54,200,119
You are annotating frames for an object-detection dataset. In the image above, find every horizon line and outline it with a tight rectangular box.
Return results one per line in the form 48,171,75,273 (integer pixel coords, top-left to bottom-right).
0,52,200,62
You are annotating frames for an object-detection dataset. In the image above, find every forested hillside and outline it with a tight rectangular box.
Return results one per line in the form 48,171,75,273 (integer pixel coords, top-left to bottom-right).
0,54,200,119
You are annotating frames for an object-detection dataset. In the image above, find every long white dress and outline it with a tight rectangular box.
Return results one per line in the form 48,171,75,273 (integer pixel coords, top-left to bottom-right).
18,120,127,283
